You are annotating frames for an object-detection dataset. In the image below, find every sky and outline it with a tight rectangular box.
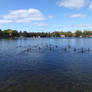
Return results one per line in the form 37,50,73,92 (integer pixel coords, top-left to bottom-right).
0,0,92,32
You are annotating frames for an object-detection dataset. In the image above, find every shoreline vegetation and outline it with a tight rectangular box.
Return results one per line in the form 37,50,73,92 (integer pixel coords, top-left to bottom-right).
0,29,92,38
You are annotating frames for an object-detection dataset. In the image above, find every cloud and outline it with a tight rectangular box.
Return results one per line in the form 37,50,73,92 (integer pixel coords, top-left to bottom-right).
48,16,53,19
32,22,49,27
56,24,92,29
89,2,92,10
57,0,86,9
68,13,86,18
0,20,12,23
0,8,45,24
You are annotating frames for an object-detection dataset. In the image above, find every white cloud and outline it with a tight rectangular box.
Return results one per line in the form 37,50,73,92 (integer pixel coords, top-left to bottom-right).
68,13,86,18
56,24,92,29
0,20,12,23
89,2,92,10
0,8,45,24
57,0,86,9
32,22,49,27
48,16,53,19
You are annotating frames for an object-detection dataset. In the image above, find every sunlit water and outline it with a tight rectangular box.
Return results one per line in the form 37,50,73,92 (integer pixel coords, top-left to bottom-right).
0,38,92,92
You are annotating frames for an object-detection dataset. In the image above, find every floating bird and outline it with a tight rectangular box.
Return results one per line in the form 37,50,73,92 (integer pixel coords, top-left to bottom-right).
26,49,29,52
88,48,90,52
68,45,71,48
74,48,77,52
19,45,21,47
38,47,41,50
81,48,84,53
64,48,67,51
49,47,52,51
56,45,58,48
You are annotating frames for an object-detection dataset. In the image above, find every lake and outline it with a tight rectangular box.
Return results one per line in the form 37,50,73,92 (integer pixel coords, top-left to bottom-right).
0,38,92,92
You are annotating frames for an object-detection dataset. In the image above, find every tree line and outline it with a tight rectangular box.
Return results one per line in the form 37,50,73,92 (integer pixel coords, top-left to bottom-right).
0,29,92,38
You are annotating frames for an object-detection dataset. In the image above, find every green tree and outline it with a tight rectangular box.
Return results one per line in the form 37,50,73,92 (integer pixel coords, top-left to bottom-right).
75,30,82,37
65,31,72,37
23,31,28,37
82,30,92,37
0,29,2,37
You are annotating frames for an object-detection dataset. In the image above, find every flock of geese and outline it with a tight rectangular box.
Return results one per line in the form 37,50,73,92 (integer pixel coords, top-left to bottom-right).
18,44,91,54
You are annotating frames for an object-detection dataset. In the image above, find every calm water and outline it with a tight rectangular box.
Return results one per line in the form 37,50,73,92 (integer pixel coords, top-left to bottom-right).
0,38,92,92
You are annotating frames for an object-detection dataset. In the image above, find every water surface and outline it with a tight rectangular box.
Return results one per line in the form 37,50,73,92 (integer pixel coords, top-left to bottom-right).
0,38,92,92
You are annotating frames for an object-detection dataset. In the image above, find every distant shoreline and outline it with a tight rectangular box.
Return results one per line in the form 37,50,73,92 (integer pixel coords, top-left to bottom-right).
1,29,92,38
1,37,92,39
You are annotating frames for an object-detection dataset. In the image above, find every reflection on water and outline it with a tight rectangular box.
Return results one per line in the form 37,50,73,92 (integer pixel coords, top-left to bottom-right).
0,38,92,92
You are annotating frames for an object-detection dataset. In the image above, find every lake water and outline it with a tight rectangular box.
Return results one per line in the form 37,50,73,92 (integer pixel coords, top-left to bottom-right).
0,38,92,92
